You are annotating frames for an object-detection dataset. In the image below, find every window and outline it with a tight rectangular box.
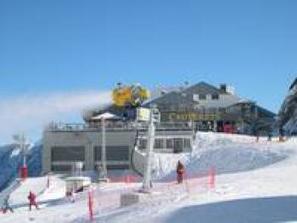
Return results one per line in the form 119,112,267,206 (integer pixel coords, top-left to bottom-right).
51,165,72,172
51,146,85,162
139,139,147,150
94,146,129,161
199,94,206,100
173,138,183,153
166,139,173,149
193,94,199,102
106,146,129,161
184,138,191,149
107,164,129,170
212,94,219,100
154,139,164,149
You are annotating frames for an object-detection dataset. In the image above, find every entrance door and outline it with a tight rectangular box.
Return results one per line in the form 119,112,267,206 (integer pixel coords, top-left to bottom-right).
217,121,224,132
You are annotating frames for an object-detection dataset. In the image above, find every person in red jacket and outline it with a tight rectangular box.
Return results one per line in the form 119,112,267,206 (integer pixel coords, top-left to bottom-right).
176,160,185,184
27,191,39,211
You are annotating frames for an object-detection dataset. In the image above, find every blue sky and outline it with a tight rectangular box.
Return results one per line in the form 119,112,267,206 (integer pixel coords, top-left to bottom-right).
1,0,297,113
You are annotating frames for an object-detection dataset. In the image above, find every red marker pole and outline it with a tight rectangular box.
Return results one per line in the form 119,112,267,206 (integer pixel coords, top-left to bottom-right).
20,165,28,181
125,175,131,184
208,167,216,190
88,191,94,221
47,174,50,188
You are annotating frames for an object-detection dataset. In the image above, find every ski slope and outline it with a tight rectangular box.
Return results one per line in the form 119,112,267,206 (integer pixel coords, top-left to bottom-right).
0,132,297,223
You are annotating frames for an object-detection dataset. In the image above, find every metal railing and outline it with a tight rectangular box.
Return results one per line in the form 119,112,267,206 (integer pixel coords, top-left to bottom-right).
45,121,194,132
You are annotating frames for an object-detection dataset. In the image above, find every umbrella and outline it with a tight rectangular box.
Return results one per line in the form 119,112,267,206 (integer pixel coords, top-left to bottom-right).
91,112,121,120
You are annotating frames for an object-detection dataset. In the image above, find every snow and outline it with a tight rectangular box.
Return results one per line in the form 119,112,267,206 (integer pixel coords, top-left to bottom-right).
1,132,297,223
152,132,289,181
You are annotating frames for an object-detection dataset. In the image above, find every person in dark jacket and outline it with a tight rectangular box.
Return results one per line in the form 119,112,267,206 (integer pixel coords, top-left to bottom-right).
2,195,13,213
267,132,272,141
255,131,260,142
28,191,39,211
279,128,285,142
176,160,185,184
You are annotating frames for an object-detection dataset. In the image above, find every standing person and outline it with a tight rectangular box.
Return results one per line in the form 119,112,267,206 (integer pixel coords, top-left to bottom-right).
69,187,76,203
279,128,285,142
207,122,212,132
267,132,272,141
2,195,13,213
255,131,260,142
176,160,185,184
27,191,39,211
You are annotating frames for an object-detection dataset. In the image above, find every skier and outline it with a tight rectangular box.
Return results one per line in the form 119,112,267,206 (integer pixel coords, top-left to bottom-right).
207,122,212,132
2,195,13,213
176,160,185,184
267,132,272,141
27,191,39,211
255,131,260,142
279,128,285,142
68,187,76,203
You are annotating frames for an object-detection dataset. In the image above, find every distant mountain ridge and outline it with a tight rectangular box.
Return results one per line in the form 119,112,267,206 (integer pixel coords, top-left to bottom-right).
278,78,297,134
0,143,42,192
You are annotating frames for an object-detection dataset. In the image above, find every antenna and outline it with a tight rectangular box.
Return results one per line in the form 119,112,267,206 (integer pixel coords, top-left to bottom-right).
13,133,29,166
13,133,29,180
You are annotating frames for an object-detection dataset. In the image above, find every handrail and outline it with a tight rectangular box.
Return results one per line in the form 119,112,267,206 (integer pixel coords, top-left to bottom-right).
45,121,193,132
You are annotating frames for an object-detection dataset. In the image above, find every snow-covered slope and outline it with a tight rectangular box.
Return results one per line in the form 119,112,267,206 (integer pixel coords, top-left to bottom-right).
152,132,289,180
0,143,42,192
94,133,297,223
1,132,296,223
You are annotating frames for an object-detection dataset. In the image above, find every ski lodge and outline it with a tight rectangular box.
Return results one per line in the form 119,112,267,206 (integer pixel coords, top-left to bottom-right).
144,82,275,134
42,82,275,173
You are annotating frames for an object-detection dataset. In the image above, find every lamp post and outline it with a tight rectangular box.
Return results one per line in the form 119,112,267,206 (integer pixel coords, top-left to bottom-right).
92,112,120,182
101,117,107,180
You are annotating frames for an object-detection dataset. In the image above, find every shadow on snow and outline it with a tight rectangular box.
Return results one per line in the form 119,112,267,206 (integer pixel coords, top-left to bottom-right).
162,195,297,223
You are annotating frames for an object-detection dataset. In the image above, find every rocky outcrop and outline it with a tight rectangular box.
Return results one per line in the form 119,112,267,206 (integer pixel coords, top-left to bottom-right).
278,78,297,135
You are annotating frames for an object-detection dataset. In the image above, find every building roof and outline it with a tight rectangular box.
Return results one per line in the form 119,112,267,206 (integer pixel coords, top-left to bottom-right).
85,81,275,122
145,81,232,107
184,81,226,95
256,105,276,118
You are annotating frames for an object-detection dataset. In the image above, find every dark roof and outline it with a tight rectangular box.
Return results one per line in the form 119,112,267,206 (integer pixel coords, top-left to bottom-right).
145,82,226,106
227,102,276,118
145,91,189,106
184,82,225,95
256,105,276,118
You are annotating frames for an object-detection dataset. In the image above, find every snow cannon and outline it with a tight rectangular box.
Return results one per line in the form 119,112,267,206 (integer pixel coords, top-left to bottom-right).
112,83,150,108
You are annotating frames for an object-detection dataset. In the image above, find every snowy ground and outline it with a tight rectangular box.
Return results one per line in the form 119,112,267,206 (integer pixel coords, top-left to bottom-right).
1,132,297,223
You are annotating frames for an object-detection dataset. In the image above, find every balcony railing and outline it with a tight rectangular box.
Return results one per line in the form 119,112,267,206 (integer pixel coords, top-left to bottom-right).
45,121,194,132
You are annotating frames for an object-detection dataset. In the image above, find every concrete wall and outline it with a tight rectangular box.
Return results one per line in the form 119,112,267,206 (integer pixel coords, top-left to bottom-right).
42,129,194,174
42,130,137,173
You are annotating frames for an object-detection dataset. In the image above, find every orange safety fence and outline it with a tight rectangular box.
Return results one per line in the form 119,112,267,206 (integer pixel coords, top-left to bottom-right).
83,166,217,221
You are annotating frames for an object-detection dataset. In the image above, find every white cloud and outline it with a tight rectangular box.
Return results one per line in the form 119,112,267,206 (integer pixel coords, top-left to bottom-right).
0,90,111,144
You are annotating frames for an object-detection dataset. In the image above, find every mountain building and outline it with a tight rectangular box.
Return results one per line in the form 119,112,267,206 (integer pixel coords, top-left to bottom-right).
42,81,275,173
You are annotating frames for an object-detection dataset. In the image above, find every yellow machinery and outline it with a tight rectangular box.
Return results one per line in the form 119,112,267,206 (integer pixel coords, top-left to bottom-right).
112,83,150,107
